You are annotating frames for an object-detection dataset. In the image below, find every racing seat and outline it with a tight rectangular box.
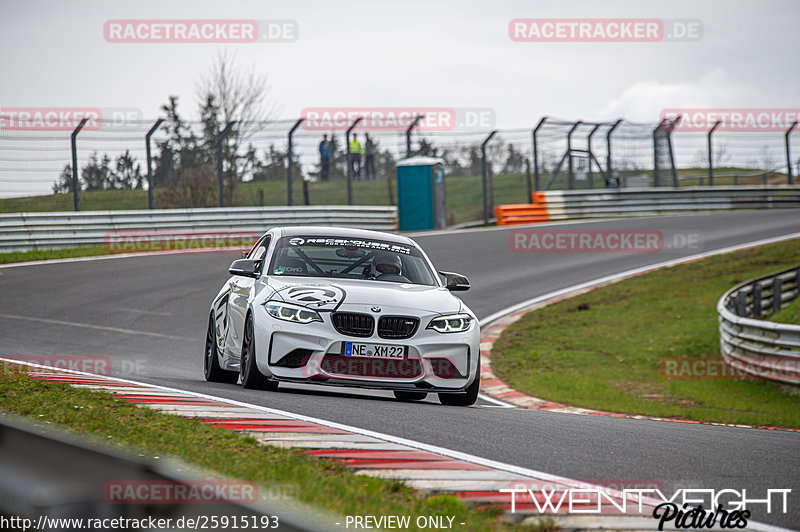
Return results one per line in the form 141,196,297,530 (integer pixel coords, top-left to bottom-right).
273,257,308,276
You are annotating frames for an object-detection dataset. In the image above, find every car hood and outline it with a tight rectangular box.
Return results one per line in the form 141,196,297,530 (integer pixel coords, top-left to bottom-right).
265,277,462,314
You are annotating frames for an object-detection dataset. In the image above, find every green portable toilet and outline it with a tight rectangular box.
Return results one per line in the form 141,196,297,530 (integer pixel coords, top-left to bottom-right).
396,156,446,231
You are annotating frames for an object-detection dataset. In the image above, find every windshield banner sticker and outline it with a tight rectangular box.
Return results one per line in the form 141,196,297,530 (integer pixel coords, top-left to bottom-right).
288,237,411,255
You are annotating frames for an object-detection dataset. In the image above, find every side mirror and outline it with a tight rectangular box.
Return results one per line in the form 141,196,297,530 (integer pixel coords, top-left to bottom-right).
439,271,470,291
229,259,259,278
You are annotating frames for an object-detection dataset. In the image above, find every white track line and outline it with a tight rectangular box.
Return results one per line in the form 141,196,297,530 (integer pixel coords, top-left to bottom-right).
0,246,245,269
3,358,795,532
0,313,190,340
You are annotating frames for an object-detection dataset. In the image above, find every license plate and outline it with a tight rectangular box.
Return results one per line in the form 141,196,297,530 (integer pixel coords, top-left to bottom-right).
344,342,406,359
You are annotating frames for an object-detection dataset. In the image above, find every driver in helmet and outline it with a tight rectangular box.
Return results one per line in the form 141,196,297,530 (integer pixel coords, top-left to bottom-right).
372,251,402,278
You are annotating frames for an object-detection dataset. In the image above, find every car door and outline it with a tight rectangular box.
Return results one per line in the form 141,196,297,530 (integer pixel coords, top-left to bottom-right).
224,235,271,364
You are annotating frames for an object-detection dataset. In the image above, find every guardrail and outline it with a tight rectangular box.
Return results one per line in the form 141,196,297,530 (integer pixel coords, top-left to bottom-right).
495,186,800,225
0,205,398,252
717,264,800,385
0,414,324,531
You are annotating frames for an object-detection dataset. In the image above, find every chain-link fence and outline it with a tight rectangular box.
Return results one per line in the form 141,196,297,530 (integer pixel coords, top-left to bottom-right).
1,113,798,224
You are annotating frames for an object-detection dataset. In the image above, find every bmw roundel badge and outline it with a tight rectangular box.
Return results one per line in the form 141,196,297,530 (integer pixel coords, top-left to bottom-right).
371,307,381,313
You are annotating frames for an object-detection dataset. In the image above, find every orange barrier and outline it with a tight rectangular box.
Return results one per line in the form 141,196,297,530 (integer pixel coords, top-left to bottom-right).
531,191,547,204
494,202,549,225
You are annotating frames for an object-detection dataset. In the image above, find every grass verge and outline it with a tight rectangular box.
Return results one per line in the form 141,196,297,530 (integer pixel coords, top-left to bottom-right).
771,296,800,325
0,173,528,225
491,238,800,428
0,367,553,531
0,245,112,265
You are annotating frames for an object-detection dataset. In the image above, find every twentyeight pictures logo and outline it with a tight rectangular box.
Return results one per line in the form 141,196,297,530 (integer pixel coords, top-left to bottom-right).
104,19,299,43
509,18,703,42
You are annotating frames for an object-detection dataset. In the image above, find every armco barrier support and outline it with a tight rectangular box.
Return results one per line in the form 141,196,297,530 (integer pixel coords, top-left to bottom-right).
0,416,325,531
0,205,397,252
495,186,800,226
717,264,800,385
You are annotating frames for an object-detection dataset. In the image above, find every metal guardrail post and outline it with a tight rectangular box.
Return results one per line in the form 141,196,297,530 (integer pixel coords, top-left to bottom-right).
566,121,582,190
405,115,424,158
735,291,746,316
532,117,547,192
773,277,783,314
70,118,90,211
587,124,601,189
752,284,762,318
525,158,532,202
481,130,497,224
652,120,665,187
345,118,363,206
606,119,622,187
145,119,164,210
287,118,304,206
786,121,798,185
707,120,721,187
667,115,681,187
216,122,235,208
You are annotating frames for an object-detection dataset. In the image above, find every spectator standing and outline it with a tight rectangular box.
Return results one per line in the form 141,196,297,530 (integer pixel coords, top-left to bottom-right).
318,134,333,181
349,133,363,180
364,133,376,180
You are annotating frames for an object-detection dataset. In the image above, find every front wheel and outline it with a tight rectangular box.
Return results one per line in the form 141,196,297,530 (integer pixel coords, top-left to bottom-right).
204,312,239,384
438,373,480,406
240,314,278,391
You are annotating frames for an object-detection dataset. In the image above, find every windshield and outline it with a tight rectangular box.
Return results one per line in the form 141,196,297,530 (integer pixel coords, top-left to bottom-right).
267,236,438,286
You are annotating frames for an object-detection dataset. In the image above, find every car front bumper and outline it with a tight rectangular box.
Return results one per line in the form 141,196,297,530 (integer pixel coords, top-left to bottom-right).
253,307,480,392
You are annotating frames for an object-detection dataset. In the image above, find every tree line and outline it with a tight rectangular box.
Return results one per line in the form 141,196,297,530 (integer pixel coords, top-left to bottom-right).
51,51,534,207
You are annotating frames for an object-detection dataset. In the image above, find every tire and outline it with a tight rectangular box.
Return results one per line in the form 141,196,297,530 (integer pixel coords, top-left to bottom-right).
393,390,428,402
438,373,480,406
240,314,278,391
204,312,239,384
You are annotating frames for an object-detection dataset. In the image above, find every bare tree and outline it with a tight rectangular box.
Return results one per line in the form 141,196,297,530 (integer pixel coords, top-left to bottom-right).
758,145,776,171
195,50,281,205
53,164,74,194
693,141,732,168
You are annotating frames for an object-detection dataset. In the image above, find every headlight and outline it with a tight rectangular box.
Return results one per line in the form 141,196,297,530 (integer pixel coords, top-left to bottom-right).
265,301,322,324
427,313,472,333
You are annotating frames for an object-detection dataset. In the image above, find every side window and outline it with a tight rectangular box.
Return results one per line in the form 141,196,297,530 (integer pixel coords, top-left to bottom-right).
251,235,271,274
246,236,266,259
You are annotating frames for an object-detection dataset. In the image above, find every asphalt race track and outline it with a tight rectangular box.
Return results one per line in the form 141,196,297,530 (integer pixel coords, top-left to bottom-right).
2,210,800,529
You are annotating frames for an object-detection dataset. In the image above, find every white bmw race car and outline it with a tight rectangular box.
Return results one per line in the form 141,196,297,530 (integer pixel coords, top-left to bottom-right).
204,226,481,406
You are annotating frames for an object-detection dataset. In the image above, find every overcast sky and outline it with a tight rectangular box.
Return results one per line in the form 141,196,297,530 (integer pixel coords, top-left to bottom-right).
2,0,797,124
0,0,797,196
